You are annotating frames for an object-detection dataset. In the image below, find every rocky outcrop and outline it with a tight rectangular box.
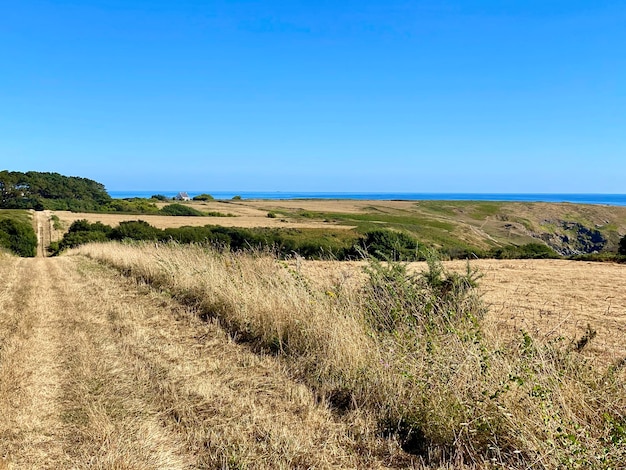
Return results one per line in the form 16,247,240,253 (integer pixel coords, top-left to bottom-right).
536,221,607,256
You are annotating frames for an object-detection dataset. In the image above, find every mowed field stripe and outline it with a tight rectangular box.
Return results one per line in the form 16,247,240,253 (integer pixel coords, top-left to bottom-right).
0,258,68,468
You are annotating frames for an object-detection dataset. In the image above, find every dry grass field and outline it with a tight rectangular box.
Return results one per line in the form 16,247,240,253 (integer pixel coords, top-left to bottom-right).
53,209,352,231
0,255,399,469
3,205,626,468
297,258,626,362
67,242,625,469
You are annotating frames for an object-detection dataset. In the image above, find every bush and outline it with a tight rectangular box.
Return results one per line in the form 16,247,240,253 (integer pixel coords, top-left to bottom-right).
50,214,63,230
67,219,113,235
52,219,114,253
363,253,483,334
111,220,162,241
0,218,37,257
489,242,559,259
619,235,626,256
102,199,160,214
159,204,205,216
150,194,168,201
232,195,242,200
353,229,419,261
193,193,214,201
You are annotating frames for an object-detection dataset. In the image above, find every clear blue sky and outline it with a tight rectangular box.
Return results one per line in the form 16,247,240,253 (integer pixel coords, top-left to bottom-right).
1,1,624,193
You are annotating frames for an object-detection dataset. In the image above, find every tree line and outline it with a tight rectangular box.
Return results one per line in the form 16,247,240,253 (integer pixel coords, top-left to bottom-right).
0,171,111,211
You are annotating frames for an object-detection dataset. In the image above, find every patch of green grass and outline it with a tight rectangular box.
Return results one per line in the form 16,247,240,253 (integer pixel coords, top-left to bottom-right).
50,213,63,230
416,202,458,217
0,209,32,225
311,211,455,231
468,202,502,220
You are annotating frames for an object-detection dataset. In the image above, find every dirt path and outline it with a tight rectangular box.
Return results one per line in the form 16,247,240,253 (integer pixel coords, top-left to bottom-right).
0,256,391,469
32,211,53,258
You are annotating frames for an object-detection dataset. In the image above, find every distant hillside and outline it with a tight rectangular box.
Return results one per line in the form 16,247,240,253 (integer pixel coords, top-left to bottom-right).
0,171,112,211
238,199,626,257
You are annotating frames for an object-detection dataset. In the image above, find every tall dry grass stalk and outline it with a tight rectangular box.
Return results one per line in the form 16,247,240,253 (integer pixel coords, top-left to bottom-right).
74,241,626,468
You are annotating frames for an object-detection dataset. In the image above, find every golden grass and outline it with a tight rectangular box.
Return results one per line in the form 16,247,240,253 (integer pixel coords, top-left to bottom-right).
53,209,351,230
298,259,626,362
0,253,401,468
73,242,626,469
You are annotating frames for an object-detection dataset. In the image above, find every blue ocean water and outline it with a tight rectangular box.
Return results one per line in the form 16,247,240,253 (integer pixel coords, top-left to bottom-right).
108,191,626,206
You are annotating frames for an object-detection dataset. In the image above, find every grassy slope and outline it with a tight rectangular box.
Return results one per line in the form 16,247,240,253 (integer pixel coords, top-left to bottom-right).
0,209,33,225
248,200,626,254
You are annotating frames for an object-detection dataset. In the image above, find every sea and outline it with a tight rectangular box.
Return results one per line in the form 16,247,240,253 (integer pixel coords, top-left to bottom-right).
108,191,626,207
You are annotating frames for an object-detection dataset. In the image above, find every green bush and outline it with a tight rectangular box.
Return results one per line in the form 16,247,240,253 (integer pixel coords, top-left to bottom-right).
352,229,420,261
619,235,626,256
159,204,205,216
52,219,114,254
102,199,160,214
50,214,63,230
193,193,214,201
150,194,168,201
111,220,162,241
363,253,483,334
489,242,559,259
0,218,37,257
67,219,113,235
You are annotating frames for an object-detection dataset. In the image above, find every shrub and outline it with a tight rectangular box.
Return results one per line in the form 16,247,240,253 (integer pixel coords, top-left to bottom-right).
50,214,63,230
363,252,483,334
102,199,160,214
111,220,162,241
353,229,419,261
193,193,214,201
53,219,114,253
489,242,559,259
0,218,37,257
619,235,626,256
67,219,112,235
159,204,205,217
232,195,242,200
150,194,168,201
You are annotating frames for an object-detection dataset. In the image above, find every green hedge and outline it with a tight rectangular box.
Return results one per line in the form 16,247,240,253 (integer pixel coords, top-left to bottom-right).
0,213,37,257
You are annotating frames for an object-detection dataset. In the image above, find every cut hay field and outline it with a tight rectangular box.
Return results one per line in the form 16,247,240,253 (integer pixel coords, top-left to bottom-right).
54,209,349,231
